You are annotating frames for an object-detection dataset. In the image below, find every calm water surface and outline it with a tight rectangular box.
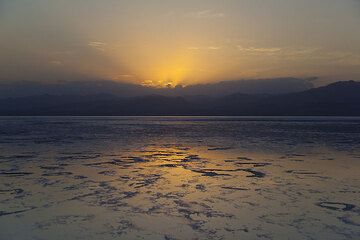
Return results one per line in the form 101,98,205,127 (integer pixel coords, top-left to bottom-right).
0,117,359,240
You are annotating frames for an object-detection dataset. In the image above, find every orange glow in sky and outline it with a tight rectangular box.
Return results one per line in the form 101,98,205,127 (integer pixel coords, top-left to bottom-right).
1,0,360,85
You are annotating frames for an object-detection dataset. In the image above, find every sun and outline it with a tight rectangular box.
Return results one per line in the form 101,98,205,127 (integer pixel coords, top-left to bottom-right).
140,57,194,88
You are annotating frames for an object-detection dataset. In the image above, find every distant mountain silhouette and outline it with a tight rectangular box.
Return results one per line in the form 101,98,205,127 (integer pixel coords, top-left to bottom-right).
250,80,360,116
175,77,315,96
0,77,313,98
0,81,359,116
0,81,153,98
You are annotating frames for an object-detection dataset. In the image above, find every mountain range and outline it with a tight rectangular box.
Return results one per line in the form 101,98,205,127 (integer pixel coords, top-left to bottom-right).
0,77,314,98
0,80,359,116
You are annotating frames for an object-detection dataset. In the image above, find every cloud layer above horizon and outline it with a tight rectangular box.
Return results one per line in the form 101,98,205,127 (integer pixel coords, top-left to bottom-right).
1,0,360,86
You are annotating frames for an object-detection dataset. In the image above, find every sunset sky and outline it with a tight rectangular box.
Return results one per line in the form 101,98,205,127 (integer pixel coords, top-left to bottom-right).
1,0,360,87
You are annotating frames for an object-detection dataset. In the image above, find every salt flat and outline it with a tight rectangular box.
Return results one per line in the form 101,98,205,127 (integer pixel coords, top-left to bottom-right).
0,117,359,240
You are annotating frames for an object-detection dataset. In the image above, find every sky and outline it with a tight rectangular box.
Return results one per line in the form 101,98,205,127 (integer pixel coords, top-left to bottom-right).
1,0,360,87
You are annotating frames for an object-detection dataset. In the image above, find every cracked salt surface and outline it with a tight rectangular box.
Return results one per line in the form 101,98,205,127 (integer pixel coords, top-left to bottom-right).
0,116,359,240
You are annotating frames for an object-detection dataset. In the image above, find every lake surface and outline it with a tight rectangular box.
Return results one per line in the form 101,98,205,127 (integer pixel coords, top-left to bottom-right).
0,116,359,240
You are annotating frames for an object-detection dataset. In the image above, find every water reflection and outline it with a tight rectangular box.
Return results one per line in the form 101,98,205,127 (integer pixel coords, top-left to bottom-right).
0,117,359,239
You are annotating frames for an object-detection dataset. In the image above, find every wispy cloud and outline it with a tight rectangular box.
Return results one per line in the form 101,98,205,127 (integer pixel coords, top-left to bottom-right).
237,46,281,54
187,46,221,51
88,41,107,51
208,46,221,50
236,45,360,66
186,10,225,19
187,47,200,50
49,60,62,66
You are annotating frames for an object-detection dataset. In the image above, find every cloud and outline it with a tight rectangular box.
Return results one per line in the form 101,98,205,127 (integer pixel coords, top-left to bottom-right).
186,46,221,51
88,41,107,51
111,74,136,81
49,60,62,66
235,46,336,60
187,47,200,50
317,51,360,66
236,45,360,67
208,46,221,50
237,46,281,54
187,10,225,19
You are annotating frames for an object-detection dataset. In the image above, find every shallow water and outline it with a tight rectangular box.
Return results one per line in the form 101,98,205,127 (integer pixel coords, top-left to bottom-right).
0,116,359,240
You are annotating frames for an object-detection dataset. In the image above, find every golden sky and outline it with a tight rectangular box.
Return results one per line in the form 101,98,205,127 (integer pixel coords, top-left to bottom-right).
1,0,360,87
